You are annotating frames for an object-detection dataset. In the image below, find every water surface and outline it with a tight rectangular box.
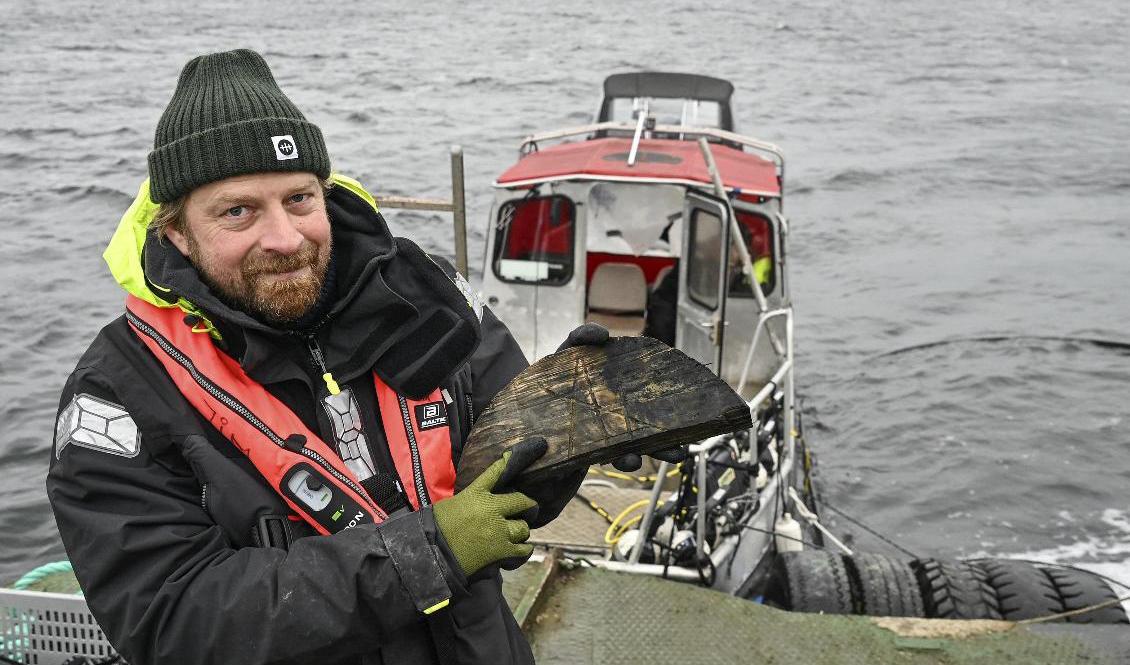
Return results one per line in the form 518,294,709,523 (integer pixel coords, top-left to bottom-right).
1,0,1127,593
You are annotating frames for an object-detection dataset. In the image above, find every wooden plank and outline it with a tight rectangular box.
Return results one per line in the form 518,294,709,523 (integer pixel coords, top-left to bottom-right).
374,195,454,212
456,336,753,490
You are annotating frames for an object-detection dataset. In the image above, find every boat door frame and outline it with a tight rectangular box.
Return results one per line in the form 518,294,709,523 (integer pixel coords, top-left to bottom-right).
675,190,733,376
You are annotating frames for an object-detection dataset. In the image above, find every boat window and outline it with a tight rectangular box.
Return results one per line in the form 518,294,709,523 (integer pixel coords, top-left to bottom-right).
587,182,684,256
607,97,723,129
492,195,575,286
728,210,775,296
687,208,724,310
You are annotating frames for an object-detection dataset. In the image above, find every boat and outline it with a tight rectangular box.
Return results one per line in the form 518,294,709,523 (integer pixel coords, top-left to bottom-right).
479,71,812,598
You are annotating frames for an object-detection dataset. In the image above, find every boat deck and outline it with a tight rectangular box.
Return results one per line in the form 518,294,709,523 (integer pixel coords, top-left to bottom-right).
530,483,656,554
502,563,1130,665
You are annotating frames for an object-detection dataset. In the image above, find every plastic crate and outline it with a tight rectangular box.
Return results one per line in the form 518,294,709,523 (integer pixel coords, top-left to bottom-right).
0,588,121,664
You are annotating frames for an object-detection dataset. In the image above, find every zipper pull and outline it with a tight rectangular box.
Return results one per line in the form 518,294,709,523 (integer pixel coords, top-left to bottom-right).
306,337,341,395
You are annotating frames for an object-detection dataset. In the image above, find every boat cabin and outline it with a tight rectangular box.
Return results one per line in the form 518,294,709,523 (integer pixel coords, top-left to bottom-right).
481,72,790,398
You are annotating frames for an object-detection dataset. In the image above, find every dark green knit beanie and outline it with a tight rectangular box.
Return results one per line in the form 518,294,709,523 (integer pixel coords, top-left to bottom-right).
148,49,331,204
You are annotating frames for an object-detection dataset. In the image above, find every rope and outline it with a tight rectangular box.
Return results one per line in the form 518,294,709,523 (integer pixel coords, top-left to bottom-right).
11,561,78,593
586,463,682,485
820,502,919,560
1016,593,1130,625
605,499,665,545
573,492,615,525
560,553,598,568
739,523,824,550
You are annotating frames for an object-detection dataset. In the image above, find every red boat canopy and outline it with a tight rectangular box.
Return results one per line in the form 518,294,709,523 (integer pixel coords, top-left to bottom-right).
495,137,780,197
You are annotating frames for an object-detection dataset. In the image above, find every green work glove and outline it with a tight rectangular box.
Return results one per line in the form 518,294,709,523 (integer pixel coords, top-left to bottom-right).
433,452,539,578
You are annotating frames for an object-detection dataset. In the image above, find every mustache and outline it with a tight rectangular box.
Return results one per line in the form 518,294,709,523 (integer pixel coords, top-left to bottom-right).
241,241,320,278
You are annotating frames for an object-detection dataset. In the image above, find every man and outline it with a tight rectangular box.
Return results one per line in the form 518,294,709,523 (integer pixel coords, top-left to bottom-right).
47,49,597,665
644,222,772,346
728,220,772,294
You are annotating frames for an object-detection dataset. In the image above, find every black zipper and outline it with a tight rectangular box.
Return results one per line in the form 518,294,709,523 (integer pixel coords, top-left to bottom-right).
306,336,328,379
305,335,340,396
396,395,431,507
126,310,377,513
308,333,424,510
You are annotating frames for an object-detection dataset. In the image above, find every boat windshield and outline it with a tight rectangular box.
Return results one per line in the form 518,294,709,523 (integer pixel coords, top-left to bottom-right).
606,97,723,129
587,182,685,256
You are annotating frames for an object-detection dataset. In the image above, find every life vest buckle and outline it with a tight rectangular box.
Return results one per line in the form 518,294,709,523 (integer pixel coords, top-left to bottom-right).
254,514,294,550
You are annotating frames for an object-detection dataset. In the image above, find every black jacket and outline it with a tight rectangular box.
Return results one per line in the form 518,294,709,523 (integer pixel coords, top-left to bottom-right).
47,185,545,665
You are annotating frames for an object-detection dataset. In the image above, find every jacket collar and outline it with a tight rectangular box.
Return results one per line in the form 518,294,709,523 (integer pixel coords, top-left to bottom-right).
106,175,480,397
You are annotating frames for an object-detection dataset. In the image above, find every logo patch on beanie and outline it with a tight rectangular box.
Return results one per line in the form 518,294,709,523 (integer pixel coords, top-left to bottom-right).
272,135,298,161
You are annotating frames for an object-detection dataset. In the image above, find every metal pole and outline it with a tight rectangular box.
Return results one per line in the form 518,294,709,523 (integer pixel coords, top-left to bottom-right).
695,451,707,562
697,138,784,356
629,461,670,564
698,138,767,313
584,558,701,583
737,308,789,396
785,307,796,459
748,359,792,411
450,146,469,277
627,101,649,167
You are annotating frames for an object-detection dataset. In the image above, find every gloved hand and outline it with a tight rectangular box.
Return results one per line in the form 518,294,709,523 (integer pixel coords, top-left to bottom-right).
495,437,549,525
433,452,538,578
556,323,686,472
607,445,688,473
501,436,581,532
555,322,611,352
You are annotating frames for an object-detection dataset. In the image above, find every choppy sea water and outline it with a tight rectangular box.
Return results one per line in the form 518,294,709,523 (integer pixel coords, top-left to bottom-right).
1,0,1127,598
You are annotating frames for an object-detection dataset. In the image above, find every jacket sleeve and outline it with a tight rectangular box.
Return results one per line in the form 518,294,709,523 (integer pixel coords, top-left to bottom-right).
468,306,529,418
47,363,463,665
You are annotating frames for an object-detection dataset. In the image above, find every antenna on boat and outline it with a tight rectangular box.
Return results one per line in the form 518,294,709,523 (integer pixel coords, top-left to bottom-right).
627,100,650,166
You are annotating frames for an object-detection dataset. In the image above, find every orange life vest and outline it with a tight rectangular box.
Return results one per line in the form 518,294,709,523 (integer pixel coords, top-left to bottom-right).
124,294,456,536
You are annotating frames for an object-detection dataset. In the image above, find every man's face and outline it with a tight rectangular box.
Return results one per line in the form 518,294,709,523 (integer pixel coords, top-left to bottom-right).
165,171,332,324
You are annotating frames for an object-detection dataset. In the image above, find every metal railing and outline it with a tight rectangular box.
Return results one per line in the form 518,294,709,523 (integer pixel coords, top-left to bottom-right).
623,137,795,574
372,146,469,277
628,305,794,570
519,121,785,176
737,308,791,392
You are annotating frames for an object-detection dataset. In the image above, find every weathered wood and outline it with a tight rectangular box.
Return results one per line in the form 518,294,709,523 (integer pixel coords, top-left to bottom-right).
456,337,753,490
374,195,454,212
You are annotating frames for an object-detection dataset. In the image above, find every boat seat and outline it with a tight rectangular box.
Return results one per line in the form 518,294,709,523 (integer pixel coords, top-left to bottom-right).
651,264,674,291
586,262,647,336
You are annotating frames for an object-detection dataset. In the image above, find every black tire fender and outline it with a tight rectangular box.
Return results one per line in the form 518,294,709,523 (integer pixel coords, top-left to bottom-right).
981,559,1064,621
764,551,854,615
846,552,925,618
1045,567,1129,625
912,558,1002,620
